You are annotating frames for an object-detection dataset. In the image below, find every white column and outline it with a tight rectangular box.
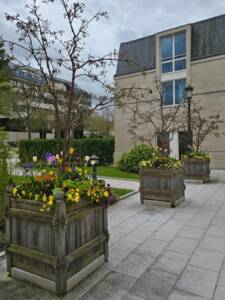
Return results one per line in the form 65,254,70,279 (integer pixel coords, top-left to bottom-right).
169,132,179,159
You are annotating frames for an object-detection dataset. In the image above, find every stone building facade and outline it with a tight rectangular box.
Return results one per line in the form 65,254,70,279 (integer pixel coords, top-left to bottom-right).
114,14,225,169
1,64,88,142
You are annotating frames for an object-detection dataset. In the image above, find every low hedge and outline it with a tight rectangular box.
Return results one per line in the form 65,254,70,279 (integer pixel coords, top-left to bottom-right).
19,138,114,165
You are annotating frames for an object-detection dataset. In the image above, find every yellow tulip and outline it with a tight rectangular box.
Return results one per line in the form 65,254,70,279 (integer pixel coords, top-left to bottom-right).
69,147,75,155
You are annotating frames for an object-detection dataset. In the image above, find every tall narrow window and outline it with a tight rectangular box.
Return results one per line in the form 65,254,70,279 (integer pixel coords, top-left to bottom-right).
161,32,186,74
162,79,186,106
162,81,173,106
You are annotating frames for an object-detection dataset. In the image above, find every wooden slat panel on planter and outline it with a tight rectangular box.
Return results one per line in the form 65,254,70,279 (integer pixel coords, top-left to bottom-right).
6,196,109,295
139,167,185,207
182,157,210,182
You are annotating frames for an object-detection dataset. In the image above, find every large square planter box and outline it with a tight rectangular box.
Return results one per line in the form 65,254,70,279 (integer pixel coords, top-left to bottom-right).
139,167,185,207
6,195,109,295
182,157,210,183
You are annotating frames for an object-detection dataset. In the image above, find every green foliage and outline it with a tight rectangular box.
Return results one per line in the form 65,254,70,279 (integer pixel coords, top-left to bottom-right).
19,138,115,164
0,129,9,222
140,156,182,169
118,144,158,173
183,149,210,161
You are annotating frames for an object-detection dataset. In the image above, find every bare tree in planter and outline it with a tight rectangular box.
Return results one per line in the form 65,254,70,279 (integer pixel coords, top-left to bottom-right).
115,77,186,207
190,104,224,153
116,78,185,154
5,0,117,164
181,101,224,182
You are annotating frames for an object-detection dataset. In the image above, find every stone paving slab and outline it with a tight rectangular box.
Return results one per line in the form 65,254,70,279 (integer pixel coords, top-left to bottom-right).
1,170,225,299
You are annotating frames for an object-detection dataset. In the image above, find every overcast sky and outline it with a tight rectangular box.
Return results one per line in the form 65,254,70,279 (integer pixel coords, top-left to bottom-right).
1,0,225,95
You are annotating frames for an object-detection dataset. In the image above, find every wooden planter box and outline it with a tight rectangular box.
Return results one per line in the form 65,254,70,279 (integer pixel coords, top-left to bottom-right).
182,157,210,183
139,167,185,207
6,193,109,295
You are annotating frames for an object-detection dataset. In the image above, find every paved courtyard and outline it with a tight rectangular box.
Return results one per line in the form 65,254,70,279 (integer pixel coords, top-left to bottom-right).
1,170,225,299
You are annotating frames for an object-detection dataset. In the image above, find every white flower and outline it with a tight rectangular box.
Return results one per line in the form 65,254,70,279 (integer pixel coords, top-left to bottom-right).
85,155,90,162
55,154,60,160
60,151,63,156
90,159,96,166
32,156,37,162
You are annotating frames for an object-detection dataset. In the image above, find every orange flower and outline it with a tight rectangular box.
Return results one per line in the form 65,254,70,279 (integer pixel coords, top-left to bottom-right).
35,174,56,182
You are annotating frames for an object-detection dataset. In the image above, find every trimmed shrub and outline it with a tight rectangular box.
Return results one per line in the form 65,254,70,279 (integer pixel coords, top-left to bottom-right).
118,144,157,173
19,138,114,165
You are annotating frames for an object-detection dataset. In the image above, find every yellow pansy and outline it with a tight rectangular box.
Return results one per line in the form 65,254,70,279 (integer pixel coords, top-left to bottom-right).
67,193,73,200
66,167,72,173
35,194,40,201
77,167,82,175
74,193,80,203
104,191,109,198
48,195,54,206
42,194,47,201
12,187,17,195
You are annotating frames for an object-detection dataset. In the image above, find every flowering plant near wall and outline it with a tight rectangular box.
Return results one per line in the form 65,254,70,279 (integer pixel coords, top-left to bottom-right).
140,148,183,169
182,149,210,161
10,148,110,212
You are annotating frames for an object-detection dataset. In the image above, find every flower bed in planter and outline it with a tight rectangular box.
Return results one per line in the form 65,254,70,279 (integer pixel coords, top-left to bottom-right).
139,156,185,207
6,149,110,295
182,151,210,183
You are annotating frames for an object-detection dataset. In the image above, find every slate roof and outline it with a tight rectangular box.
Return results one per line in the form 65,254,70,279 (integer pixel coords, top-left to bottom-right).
115,13,225,77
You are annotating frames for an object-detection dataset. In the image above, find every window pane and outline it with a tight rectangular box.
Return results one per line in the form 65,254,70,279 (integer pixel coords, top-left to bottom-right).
175,33,186,57
162,62,173,73
161,36,173,61
162,81,173,106
175,79,186,104
175,59,186,71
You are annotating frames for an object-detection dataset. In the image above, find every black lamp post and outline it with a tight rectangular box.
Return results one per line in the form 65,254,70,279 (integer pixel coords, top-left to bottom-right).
185,85,194,133
90,154,99,180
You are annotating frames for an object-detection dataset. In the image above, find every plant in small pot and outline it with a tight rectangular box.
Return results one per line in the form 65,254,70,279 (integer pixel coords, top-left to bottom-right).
181,103,224,183
139,149,185,208
6,148,110,295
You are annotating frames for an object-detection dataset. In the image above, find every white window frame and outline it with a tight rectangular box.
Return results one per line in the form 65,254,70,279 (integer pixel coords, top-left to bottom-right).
161,32,186,74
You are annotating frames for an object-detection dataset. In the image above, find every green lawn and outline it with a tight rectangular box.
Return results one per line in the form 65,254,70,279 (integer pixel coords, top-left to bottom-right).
87,166,139,180
111,187,134,198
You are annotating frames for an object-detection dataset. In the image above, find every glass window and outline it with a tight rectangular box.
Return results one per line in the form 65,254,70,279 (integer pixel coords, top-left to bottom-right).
175,33,186,58
175,59,186,71
175,79,186,104
162,62,173,73
162,81,173,106
161,36,173,61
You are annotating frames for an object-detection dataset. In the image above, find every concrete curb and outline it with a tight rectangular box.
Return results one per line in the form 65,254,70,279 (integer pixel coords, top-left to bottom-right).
99,176,139,182
118,190,139,200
